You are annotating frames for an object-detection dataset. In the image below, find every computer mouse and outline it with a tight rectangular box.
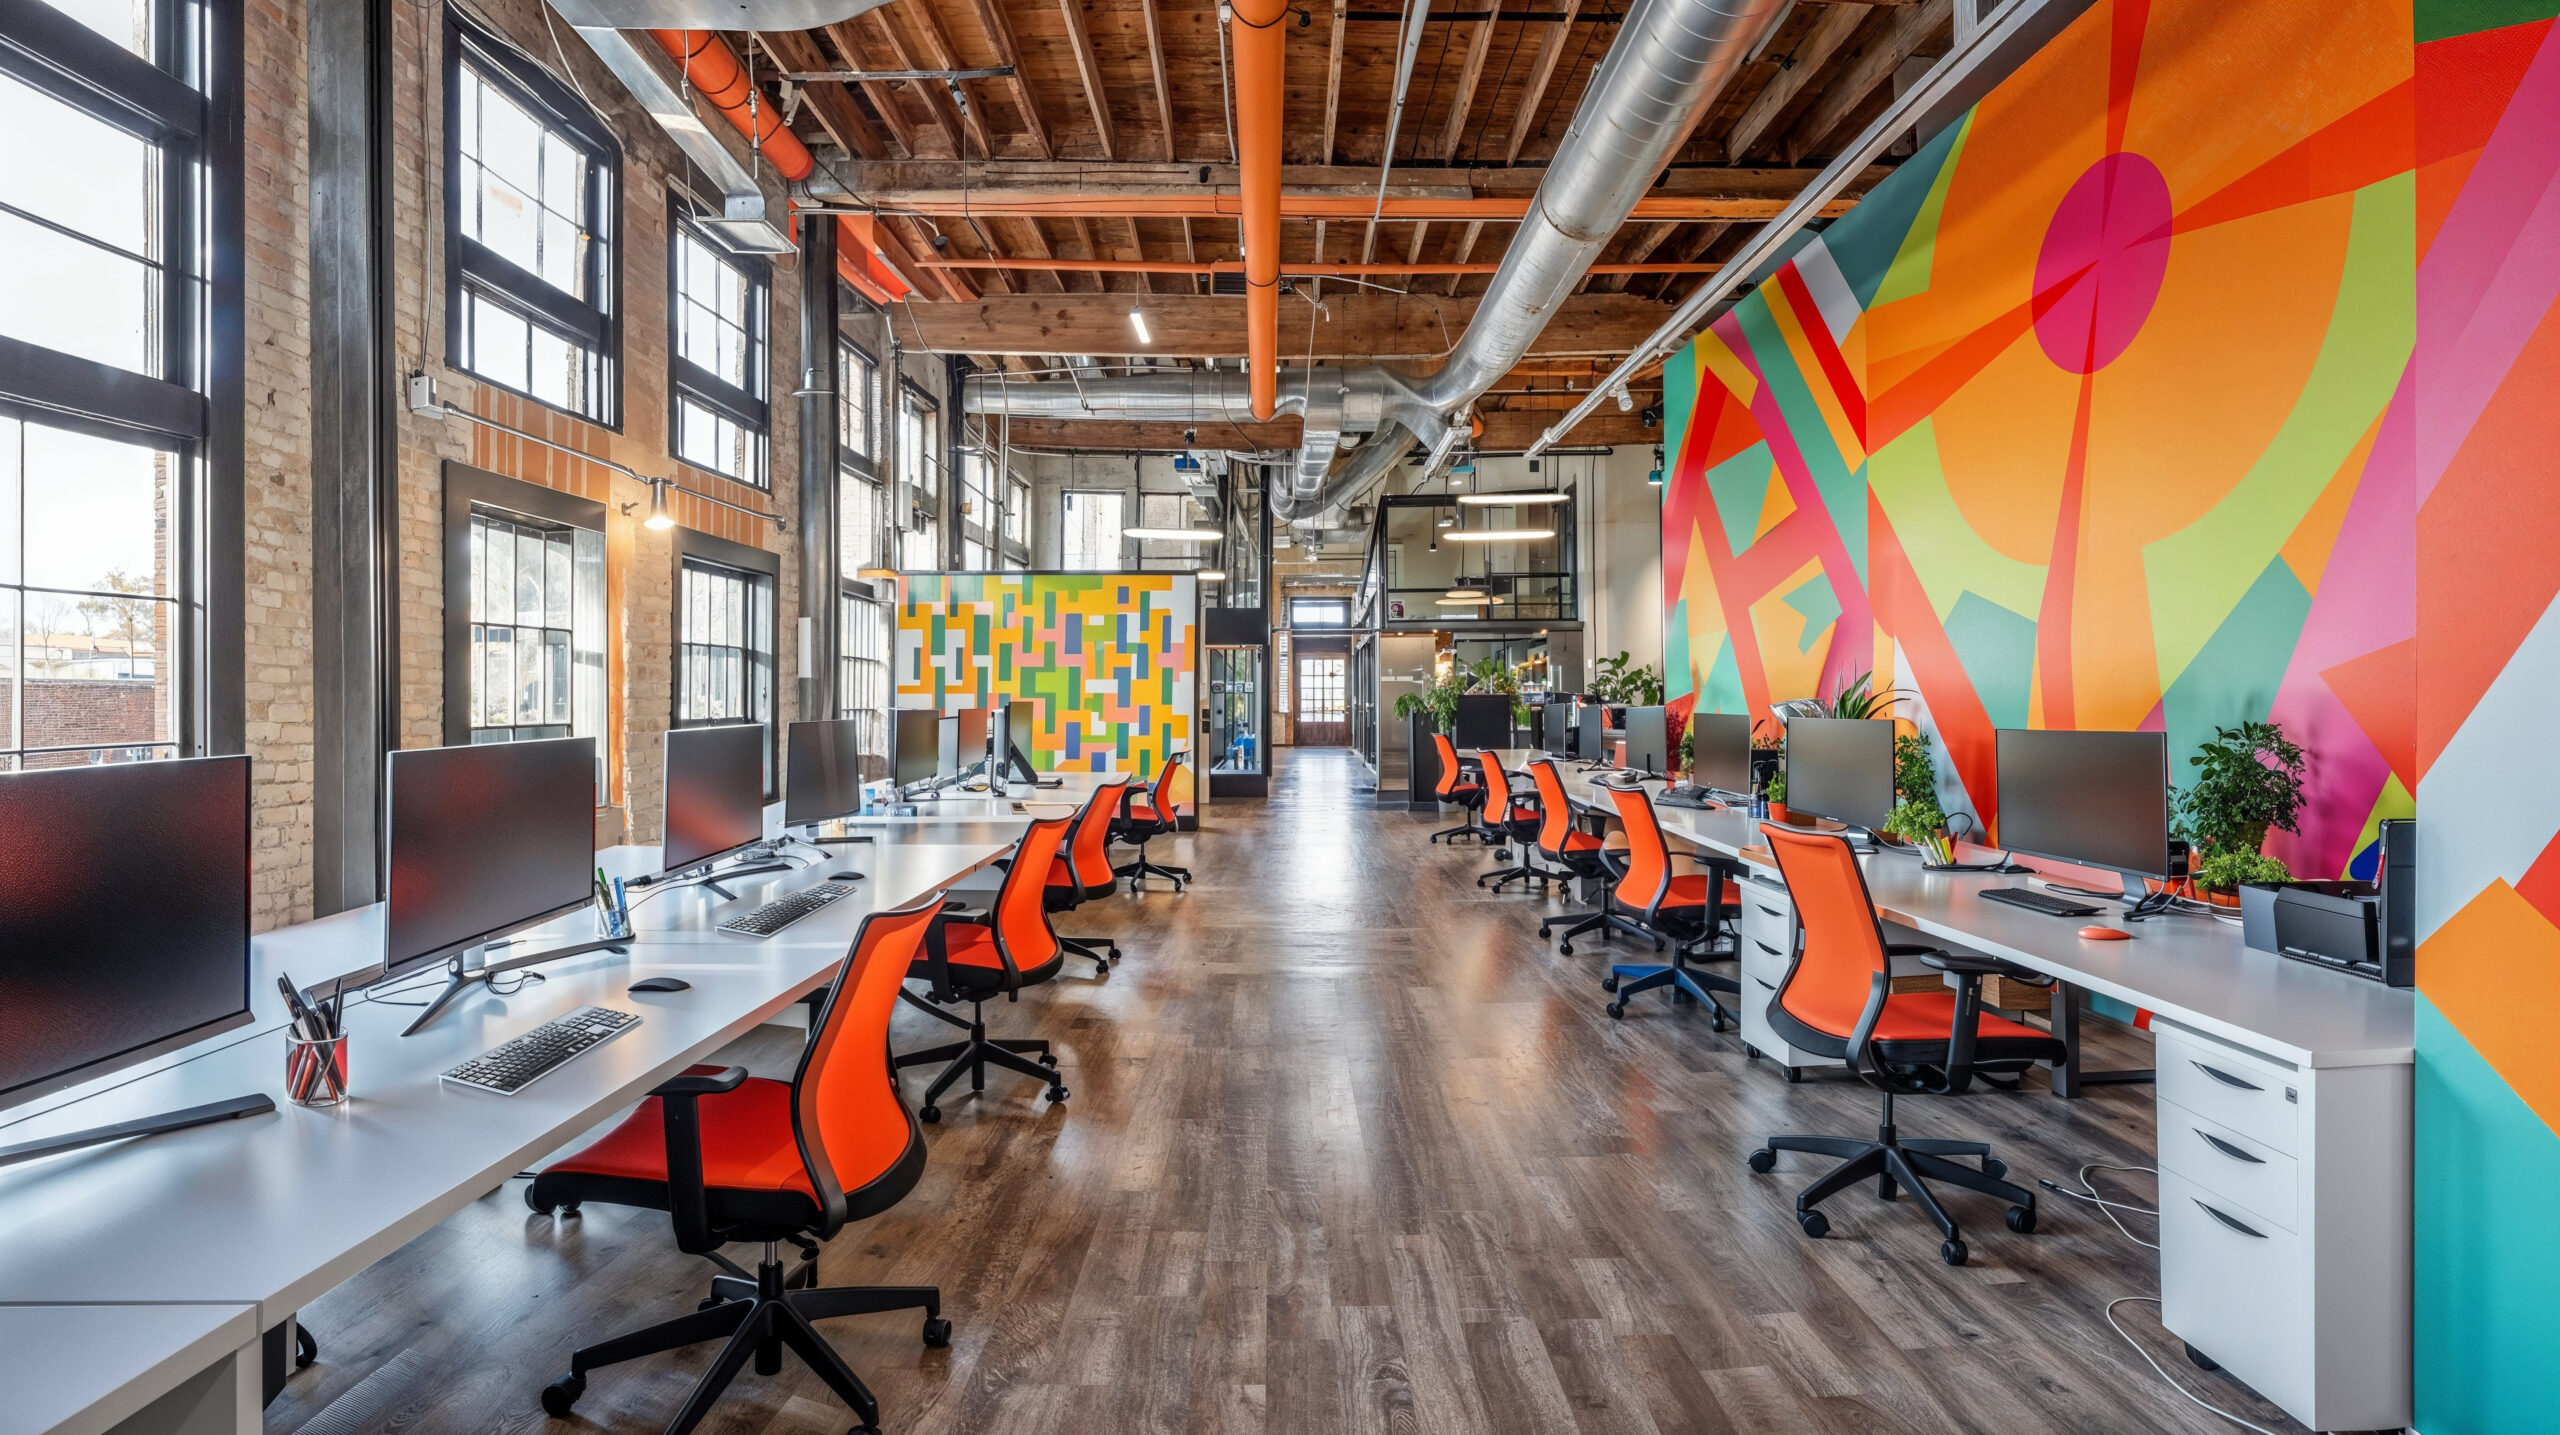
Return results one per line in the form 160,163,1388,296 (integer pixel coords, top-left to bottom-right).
2078,926,2131,941
628,976,692,993
827,871,865,882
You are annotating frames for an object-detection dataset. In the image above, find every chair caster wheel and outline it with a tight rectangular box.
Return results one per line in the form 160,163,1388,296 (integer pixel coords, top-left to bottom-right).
1941,1239,1968,1266
1744,1044,1762,1060
1783,1067,1803,1084
1797,1210,1829,1239
2183,1342,2219,1372
541,1374,585,1417
922,1316,953,1347
2005,1205,2037,1235
1047,1085,1070,1102
1982,1158,2007,1181
1600,974,1619,993
1711,1009,1729,1033
1109,947,1123,960
920,1105,941,1123
1747,1148,1776,1174
1559,941,1575,956
1606,1001,1626,1020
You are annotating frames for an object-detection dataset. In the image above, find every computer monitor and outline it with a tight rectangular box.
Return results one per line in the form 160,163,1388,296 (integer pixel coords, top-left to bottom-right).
1577,704,1606,764
1784,717,1893,833
0,756,253,1116
955,708,989,770
1995,729,2172,890
1622,706,1669,778
1688,712,1753,796
892,709,942,786
663,723,766,876
783,719,866,827
1542,700,1572,751
936,715,960,777
1006,699,1047,784
385,737,598,983
987,706,1011,781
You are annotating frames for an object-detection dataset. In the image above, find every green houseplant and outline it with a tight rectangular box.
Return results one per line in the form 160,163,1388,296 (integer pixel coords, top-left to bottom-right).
1879,732,1948,846
2193,848,2293,895
1592,652,1664,707
1764,766,1789,822
2173,720,2309,858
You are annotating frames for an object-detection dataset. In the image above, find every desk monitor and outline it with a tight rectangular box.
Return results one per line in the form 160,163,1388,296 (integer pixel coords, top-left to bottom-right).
987,706,1010,780
1784,717,1893,834
1006,700,1049,784
385,737,597,982
0,756,253,1117
937,715,960,777
784,719,866,827
1996,729,2172,900
1622,706,1669,778
664,723,766,876
1577,704,1606,764
1541,700,1573,752
1689,712,1753,797
955,707,989,770
892,709,942,786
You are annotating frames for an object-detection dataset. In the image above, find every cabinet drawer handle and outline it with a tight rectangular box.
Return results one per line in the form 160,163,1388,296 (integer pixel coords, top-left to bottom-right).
2193,1200,2267,1239
1752,977,1775,991
2196,1129,2265,1165
1754,940,1780,956
1756,904,1786,920
2191,1060,2264,1092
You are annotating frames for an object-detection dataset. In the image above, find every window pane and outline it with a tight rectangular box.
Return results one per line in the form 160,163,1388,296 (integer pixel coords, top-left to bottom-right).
545,532,573,628
514,523,543,625
0,72,155,259
465,294,531,391
515,623,542,725
22,425,166,597
544,628,570,723
39,0,150,53
0,210,154,374
484,625,512,727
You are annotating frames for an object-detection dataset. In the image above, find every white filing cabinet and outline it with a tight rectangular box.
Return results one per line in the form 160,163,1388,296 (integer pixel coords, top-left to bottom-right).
2153,1022,2411,1433
1733,872,1825,1079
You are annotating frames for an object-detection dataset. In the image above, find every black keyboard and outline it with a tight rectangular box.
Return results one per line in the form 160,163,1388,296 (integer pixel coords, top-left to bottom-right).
720,881,854,936
1979,886,2103,918
441,1006,641,1095
1658,786,1720,811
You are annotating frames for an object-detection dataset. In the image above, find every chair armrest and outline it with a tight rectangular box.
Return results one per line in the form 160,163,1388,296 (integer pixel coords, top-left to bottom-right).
653,1066,749,1098
1917,949,2052,982
652,1065,748,1254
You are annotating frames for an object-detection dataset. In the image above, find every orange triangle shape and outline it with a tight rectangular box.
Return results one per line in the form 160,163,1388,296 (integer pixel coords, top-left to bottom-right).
2321,638,2418,792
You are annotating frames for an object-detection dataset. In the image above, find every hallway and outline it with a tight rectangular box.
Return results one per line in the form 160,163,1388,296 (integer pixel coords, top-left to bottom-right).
267,749,2313,1435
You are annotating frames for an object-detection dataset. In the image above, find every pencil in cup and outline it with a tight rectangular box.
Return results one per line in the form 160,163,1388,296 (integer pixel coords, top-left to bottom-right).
287,1031,349,1106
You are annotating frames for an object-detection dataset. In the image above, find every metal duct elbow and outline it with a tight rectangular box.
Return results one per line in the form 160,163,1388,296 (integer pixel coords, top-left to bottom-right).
1231,0,1288,419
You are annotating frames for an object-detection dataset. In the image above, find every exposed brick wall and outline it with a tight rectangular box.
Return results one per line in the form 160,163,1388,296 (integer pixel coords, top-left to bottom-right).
0,682,161,761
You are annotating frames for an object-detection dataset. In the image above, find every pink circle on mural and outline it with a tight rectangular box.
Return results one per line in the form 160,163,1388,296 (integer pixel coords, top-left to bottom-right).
2032,153,2173,373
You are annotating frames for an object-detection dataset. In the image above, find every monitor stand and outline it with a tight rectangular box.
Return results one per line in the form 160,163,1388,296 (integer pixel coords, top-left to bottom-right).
2043,871,2176,920
0,1092,275,1169
400,934,630,1036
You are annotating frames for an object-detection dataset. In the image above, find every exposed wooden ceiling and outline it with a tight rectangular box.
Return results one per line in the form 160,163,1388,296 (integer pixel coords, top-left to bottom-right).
732,0,1955,434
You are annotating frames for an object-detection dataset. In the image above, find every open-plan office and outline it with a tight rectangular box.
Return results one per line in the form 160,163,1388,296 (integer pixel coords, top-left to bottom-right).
0,0,2546,1430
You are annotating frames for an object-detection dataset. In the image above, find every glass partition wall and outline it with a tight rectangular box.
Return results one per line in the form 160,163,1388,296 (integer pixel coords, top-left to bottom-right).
1371,494,1576,624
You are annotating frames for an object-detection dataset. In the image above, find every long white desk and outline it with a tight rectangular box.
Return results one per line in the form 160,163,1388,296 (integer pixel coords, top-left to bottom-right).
6,1303,259,1435
0,838,1008,1434
1474,748,2413,1432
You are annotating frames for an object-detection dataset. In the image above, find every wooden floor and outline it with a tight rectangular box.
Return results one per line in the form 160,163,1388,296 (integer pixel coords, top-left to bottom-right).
266,748,2321,1435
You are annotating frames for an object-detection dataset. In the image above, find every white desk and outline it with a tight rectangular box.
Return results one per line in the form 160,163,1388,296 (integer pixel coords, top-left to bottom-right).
829,773,1112,829
0,839,1008,1435
1476,748,2413,1432
6,1304,259,1435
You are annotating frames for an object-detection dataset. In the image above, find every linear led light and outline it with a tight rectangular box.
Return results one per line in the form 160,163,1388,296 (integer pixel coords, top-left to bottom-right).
1441,587,1489,600
1445,527,1554,541
1198,569,1228,580
1122,526,1223,541
1456,491,1569,506
1129,308,1152,345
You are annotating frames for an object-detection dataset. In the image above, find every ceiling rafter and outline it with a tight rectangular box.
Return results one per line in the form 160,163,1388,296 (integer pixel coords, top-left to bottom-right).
1782,0,1953,163
1435,12,1500,161
1725,2,1870,162
1137,0,1177,160
891,0,995,157
1499,0,1579,162
1321,0,1348,162
961,0,1052,158
1053,0,1117,160
758,29,889,161
862,7,967,157
820,19,917,156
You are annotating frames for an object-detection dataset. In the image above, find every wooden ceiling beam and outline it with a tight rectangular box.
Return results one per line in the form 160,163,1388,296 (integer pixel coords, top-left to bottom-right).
1435,13,1499,161
1444,217,1482,295
758,30,889,160
863,8,968,157
1782,0,1952,163
961,0,1052,158
1137,0,1177,160
1499,0,1579,163
1599,220,1678,292
1007,216,1070,293
1724,2,1869,162
888,290,1677,360
820,20,917,156
1320,0,1347,162
985,408,1659,452
1054,0,1118,160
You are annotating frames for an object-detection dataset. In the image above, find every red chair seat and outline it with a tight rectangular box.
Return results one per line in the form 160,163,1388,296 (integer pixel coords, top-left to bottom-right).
1659,873,1719,907
1782,989,2050,1045
1504,804,1538,824
1129,800,1166,821
1560,830,1603,852
937,925,1007,970
543,1067,817,1198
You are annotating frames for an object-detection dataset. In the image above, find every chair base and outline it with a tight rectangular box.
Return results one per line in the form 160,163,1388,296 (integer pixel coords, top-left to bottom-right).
1749,1110,2039,1266
1113,854,1192,891
1603,962,1735,1027
1428,818,1491,845
1478,859,1549,891
893,994,1067,1121
1059,934,1120,973
540,1246,945,1435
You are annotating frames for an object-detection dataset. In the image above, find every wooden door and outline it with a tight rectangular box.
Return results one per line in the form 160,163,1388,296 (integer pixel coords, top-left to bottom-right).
1295,656,1348,745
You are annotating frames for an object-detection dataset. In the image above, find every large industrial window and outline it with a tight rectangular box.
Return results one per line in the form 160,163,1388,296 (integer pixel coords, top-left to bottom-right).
838,338,875,464
1004,478,1029,545
675,556,772,731
837,340,880,577
838,590,888,778
445,11,617,423
898,389,939,569
1061,490,1123,571
1137,490,1209,569
0,0,239,768
669,202,769,487
840,465,879,576
462,507,604,744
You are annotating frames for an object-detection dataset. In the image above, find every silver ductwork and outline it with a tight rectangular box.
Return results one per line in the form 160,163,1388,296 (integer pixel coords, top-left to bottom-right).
549,0,888,32
959,0,1787,522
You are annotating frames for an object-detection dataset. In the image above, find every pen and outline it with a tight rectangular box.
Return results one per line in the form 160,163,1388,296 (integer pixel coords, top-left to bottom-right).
277,973,318,1040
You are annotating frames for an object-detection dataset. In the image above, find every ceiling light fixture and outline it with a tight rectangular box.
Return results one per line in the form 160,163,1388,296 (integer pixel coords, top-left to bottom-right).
1129,308,1152,345
1456,491,1569,506
1445,527,1554,542
1122,526,1223,542
1198,568,1228,581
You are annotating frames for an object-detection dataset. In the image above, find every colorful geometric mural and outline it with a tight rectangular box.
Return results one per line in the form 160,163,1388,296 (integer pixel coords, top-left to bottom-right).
1660,0,2418,883
895,572,1196,777
2410,1,2560,1430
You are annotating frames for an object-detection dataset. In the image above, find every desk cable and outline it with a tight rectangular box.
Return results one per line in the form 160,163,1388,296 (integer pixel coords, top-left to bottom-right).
2044,1164,2284,1434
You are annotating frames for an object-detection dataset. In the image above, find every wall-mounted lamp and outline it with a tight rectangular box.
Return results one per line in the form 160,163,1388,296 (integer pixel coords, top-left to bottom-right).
645,480,675,530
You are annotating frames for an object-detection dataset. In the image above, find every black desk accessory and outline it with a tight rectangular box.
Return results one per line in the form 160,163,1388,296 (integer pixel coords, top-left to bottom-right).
630,977,692,993
0,1092,275,1169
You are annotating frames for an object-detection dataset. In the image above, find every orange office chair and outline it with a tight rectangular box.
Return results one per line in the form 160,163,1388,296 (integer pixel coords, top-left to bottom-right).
1747,823,2062,1265
1527,758,1624,939
1583,783,1741,1025
1474,758,1549,891
1112,754,1192,890
896,815,1074,1122
528,897,950,1435
1426,732,1488,844
1045,776,1131,973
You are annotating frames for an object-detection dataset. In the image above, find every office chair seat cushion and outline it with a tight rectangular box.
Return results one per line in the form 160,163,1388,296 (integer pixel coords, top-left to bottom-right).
1128,798,1170,821
530,1067,925,1234
920,926,1066,987
1645,873,1732,908
1769,992,2066,1065
1501,803,1538,824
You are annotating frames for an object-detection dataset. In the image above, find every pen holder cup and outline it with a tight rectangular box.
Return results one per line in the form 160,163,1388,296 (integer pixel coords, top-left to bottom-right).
597,905,634,941
286,1033,349,1107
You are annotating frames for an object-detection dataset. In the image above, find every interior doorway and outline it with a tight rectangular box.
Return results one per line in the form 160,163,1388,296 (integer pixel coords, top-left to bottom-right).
1294,655,1348,746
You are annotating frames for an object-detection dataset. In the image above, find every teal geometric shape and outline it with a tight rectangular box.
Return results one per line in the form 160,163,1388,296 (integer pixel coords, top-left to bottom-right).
1827,115,1970,307
1942,590,2037,731
1700,635,1746,715
1736,299,1866,583
2159,558,2311,790
1704,439,1775,559
2416,993,2560,1435
1666,598,1693,699
1781,574,1841,652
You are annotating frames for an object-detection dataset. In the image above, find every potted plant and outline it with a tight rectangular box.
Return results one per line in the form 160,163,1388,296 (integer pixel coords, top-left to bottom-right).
1821,669,1913,720
1877,731,1947,847
2192,849,2293,906
1592,652,1664,707
1765,767,1791,825
2174,720,2309,859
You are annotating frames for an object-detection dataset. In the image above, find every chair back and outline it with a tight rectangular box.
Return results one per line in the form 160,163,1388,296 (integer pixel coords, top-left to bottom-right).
1149,753,1186,813
1481,758,1516,818
991,815,1072,975
790,896,941,1236
1527,759,1576,855
1606,783,1673,909
1759,822,1893,1045
1067,778,1129,893
1432,733,1469,798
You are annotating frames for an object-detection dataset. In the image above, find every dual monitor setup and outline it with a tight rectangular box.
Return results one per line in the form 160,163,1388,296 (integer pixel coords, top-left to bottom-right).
888,700,1047,795
1540,699,1675,779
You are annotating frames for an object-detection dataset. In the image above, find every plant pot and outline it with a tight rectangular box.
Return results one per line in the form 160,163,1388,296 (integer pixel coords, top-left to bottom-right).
1768,803,1794,825
2199,886,2242,909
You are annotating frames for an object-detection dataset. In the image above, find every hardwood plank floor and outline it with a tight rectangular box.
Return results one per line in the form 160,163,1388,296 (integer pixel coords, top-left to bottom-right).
264,748,2321,1435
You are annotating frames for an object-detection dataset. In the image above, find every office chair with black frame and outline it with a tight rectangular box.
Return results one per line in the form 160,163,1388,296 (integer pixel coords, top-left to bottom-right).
1045,776,1131,974
1112,754,1193,891
1425,731,1489,844
1746,822,2060,1266
1586,783,1743,1025
527,897,951,1435
896,815,1075,1122
1527,758,1624,942
1475,758,1549,891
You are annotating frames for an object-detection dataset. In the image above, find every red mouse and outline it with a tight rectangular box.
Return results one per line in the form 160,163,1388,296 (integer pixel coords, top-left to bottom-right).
2079,926,2131,941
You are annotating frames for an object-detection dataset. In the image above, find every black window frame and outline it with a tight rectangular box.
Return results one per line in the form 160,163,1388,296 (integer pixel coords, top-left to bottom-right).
670,525,780,795
837,333,876,475
0,0,244,763
441,6,620,427
667,193,771,489
439,461,608,753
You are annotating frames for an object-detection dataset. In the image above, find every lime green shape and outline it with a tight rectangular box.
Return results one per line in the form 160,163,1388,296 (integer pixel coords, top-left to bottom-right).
1872,112,1975,308
2145,172,2414,693
1867,416,2046,622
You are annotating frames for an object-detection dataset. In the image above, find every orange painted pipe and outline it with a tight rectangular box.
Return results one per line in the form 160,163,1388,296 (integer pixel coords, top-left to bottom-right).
1230,0,1287,419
